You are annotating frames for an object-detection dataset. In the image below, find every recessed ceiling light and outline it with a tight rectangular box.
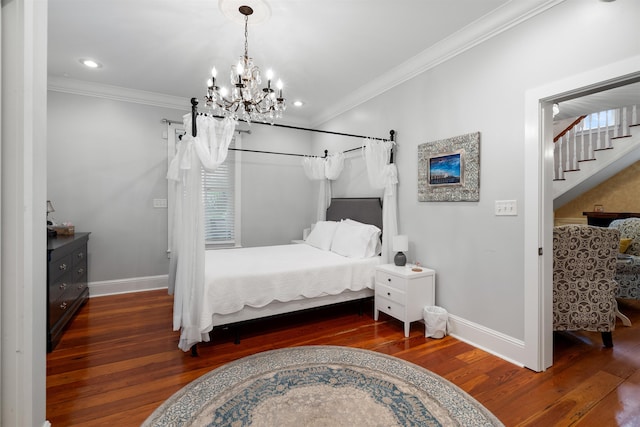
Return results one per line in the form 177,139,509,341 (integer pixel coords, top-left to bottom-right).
79,58,102,69
293,100,304,107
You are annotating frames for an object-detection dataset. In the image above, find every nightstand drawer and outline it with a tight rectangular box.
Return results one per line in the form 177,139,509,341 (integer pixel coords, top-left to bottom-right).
375,282,405,304
376,296,406,319
375,271,407,291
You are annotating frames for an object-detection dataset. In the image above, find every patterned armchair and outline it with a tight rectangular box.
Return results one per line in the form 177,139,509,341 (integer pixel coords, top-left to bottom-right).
609,218,640,300
553,225,620,347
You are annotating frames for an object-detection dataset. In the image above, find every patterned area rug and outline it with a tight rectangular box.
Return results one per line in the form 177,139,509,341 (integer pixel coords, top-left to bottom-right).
143,346,503,427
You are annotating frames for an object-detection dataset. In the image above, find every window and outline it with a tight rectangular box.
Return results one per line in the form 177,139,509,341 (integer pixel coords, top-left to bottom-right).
582,109,617,131
202,145,238,246
167,124,241,250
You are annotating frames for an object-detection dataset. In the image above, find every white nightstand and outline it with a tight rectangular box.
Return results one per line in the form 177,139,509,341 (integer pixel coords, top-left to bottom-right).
374,264,436,337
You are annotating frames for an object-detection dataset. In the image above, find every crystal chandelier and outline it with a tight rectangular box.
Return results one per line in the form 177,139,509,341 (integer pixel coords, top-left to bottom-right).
205,5,286,123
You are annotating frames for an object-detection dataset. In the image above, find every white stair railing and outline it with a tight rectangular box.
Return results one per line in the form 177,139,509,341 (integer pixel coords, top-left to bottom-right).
553,104,639,180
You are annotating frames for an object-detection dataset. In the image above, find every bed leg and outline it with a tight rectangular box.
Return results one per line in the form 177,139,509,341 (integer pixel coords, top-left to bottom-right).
190,344,199,357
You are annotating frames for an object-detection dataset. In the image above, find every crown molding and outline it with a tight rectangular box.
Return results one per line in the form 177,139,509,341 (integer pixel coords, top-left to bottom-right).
312,0,566,127
48,76,190,110
48,76,314,127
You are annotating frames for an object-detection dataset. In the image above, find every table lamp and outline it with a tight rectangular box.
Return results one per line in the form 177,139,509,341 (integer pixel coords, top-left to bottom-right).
393,235,408,266
47,200,57,237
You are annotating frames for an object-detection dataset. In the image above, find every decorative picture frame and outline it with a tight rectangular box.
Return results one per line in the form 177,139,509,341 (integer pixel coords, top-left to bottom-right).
418,132,480,202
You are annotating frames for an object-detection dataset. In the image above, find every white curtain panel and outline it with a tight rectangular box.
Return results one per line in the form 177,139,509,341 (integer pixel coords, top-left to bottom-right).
167,113,236,351
302,156,327,221
362,139,399,264
303,153,345,223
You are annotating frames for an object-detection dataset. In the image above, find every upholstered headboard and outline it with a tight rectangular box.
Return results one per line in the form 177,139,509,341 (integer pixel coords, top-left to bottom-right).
326,198,383,230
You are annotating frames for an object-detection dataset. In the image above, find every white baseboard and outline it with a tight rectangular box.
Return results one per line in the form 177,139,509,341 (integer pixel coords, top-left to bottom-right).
447,313,526,368
89,275,168,297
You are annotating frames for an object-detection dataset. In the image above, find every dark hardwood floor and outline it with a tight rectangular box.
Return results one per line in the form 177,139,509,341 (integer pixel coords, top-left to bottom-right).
46,290,640,426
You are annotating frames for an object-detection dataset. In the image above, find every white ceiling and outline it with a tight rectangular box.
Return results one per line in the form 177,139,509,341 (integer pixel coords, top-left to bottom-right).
554,81,640,121
49,0,564,126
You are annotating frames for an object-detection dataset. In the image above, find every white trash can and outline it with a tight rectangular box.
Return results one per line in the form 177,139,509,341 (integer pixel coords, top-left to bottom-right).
424,306,448,339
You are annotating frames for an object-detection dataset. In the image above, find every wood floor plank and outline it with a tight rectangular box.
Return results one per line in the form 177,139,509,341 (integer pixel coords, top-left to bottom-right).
46,290,640,426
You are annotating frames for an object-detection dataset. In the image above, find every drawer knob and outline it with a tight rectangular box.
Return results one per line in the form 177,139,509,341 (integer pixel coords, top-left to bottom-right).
59,283,67,290
60,302,68,310
77,252,84,259
387,278,391,282
59,263,67,271
387,292,391,296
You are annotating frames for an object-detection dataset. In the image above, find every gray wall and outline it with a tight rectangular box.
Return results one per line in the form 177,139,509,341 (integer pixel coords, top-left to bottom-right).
238,124,316,247
47,92,315,282
312,0,640,341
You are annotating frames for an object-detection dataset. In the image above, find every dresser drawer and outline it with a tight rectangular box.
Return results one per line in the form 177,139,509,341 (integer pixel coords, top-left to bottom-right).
375,271,407,291
49,272,72,303
49,252,74,283
375,282,405,305
49,284,89,334
376,296,406,319
72,246,86,267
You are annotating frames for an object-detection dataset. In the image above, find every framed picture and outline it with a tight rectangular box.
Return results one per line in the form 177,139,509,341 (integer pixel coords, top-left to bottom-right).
418,132,480,202
427,149,464,187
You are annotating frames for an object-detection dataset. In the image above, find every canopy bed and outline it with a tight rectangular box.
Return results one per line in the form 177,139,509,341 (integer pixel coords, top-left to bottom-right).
167,98,398,353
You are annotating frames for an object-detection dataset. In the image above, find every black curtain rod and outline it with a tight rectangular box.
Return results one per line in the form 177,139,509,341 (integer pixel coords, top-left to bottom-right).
229,146,365,158
228,147,308,158
175,98,396,162
189,98,394,142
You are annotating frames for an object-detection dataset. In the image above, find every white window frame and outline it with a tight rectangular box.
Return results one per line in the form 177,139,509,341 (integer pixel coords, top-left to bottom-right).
167,123,241,252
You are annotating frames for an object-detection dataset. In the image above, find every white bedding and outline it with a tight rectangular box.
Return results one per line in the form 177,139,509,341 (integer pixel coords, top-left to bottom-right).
200,243,380,331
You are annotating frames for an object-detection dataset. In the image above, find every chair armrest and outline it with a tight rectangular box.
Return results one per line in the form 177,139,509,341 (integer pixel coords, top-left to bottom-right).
616,254,640,273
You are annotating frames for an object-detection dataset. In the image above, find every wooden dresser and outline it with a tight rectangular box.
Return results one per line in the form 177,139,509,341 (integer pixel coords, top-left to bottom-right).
583,212,640,227
47,232,90,352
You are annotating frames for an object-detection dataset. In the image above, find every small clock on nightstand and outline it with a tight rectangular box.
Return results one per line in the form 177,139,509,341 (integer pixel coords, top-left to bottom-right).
374,263,436,337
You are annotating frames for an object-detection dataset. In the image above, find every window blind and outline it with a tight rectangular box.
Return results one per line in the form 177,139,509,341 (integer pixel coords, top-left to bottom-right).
202,139,236,246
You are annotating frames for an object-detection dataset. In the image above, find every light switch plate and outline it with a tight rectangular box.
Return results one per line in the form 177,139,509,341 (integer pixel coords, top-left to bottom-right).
495,200,517,216
153,198,168,208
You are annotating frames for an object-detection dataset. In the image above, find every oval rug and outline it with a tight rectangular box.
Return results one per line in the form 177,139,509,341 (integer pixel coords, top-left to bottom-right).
143,345,504,427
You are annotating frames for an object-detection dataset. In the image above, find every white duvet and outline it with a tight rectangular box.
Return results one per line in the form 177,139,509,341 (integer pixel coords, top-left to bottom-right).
201,243,380,324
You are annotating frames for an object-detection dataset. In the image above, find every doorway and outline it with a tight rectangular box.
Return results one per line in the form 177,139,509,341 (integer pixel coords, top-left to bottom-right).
524,58,640,371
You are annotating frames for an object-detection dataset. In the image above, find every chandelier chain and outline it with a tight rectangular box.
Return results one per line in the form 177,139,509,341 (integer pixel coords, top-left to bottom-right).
244,15,249,60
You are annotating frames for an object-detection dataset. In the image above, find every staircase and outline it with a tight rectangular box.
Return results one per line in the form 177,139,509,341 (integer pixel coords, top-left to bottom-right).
553,105,640,209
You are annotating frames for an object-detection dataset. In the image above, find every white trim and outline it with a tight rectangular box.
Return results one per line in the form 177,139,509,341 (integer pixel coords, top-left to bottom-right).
313,0,565,126
1,0,48,424
89,275,169,298
48,76,190,110
447,314,525,368
48,76,312,127
524,55,640,372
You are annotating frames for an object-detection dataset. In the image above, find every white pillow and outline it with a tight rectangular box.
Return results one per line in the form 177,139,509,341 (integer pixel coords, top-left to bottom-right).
330,219,381,258
304,221,339,251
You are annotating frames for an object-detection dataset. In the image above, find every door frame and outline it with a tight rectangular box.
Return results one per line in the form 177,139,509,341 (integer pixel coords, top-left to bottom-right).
524,55,640,371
